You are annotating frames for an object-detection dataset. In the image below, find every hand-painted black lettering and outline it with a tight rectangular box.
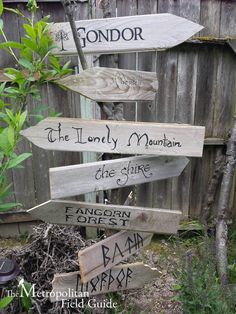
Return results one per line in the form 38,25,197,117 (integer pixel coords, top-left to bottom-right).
73,127,87,144
108,218,117,226
127,132,182,148
100,272,108,291
107,269,115,290
116,268,125,288
106,125,118,150
137,233,144,248
102,245,111,267
134,27,144,40
65,214,74,222
45,123,70,143
110,29,120,42
125,236,134,253
120,218,129,227
90,276,100,293
125,267,133,287
112,243,124,263
127,132,148,147
86,30,98,43
77,27,86,47
95,165,116,180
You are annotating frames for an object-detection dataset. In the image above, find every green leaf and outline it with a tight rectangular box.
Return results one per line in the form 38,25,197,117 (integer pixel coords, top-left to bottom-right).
22,38,38,52
4,7,24,17
0,203,21,211
18,58,34,70
5,108,15,122
0,0,3,16
0,182,13,200
4,87,20,95
19,281,33,311
0,81,7,93
0,129,11,155
62,60,71,70
0,41,23,49
7,153,32,169
173,284,182,291
0,296,15,309
7,126,15,148
24,24,36,40
19,111,27,129
3,73,15,80
49,55,60,69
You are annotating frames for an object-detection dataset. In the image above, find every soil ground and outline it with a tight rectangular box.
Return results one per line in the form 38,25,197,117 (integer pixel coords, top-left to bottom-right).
0,232,194,314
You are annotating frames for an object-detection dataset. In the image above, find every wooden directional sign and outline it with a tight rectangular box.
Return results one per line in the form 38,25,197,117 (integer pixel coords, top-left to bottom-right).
50,262,160,301
21,118,205,157
49,13,203,55
56,67,158,102
78,231,152,283
50,155,189,198
28,200,181,234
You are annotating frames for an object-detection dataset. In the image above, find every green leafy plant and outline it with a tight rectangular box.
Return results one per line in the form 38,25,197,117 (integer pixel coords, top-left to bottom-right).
0,0,72,211
0,108,31,211
174,237,236,314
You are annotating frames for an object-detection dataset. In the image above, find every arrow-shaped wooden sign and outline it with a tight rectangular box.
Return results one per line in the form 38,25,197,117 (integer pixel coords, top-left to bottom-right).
78,231,152,283
28,200,181,234
56,67,158,102
50,262,160,302
49,155,189,199
21,118,205,157
49,13,203,55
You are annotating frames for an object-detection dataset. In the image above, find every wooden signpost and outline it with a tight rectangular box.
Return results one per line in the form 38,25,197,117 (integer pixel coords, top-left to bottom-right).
19,11,206,299
49,155,189,198
50,262,160,301
28,199,181,234
78,231,152,283
21,118,205,157
49,13,203,55
56,67,158,102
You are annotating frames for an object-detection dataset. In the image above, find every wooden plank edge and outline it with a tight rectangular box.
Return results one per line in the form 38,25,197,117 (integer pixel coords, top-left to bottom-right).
0,211,36,224
50,262,161,301
204,138,226,145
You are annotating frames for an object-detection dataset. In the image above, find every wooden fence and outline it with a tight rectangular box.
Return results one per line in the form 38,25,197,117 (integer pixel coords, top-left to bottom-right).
0,0,236,229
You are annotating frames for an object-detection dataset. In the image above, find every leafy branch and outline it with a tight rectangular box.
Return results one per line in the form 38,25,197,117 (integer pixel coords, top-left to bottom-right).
0,0,72,211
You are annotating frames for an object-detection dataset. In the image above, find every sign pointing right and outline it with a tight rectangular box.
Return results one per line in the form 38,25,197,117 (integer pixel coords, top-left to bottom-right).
49,155,189,199
50,13,203,55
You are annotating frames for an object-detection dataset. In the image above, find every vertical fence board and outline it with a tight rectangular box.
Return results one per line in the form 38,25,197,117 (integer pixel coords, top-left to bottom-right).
220,1,236,37
157,0,180,14
135,0,157,208
172,46,198,217
189,46,212,217
152,49,179,211
200,0,221,37
117,0,137,122
179,0,200,23
212,47,236,138
12,140,36,209
0,0,236,221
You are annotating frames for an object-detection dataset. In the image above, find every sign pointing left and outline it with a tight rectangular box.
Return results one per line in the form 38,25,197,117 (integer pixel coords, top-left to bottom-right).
50,262,160,301
56,67,158,102
28,200,181,234
20,118,205,157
